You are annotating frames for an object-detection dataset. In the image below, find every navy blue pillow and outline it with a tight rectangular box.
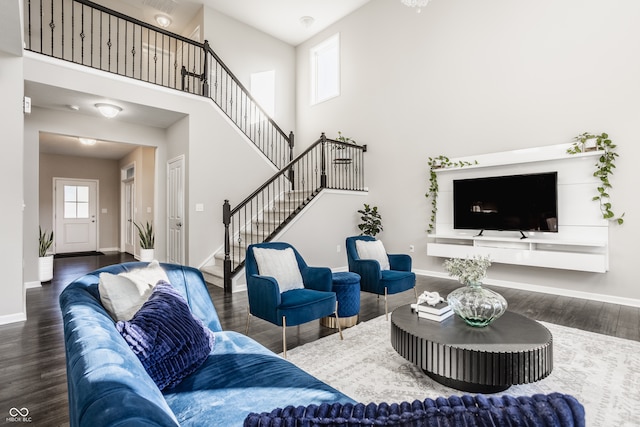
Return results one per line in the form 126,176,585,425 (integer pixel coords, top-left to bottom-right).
116,281,214,390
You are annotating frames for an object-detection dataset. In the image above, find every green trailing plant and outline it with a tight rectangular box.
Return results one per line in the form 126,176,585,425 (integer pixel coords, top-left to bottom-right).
134,221,155,249
336,131,357,145
39,226,54,257
567,132,624,225
443,255,492,286
357,204,383,236
426,155,477,233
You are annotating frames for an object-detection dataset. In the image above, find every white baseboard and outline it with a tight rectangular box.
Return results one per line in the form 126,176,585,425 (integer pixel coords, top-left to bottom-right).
0,312,26,325
25,281,42,289
414,269,640,308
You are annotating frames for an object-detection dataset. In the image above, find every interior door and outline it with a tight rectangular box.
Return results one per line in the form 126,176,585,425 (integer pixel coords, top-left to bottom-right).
167,156,185,264
54,178,98,253
124,179,135,255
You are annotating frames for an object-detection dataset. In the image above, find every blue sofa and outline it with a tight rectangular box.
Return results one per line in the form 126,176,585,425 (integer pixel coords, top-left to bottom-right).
59,262,354,427
60,262,585,427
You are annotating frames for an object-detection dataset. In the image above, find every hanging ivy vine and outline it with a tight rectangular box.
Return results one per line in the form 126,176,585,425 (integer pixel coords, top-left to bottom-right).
426,155,477,233
567,132,624,225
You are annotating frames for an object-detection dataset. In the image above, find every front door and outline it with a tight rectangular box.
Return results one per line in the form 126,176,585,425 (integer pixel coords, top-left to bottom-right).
54,178,98,253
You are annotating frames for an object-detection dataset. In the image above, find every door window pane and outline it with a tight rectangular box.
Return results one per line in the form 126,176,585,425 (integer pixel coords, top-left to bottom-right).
64,185,90,219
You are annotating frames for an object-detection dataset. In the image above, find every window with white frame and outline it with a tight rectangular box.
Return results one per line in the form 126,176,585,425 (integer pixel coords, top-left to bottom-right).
250,70,276,119
310,33,340,105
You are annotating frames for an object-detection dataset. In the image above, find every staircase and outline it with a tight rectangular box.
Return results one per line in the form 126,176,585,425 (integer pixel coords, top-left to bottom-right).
25,0,368,292
201,188,315,288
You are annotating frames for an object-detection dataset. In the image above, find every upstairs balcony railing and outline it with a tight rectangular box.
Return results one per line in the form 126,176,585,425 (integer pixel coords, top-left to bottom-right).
222,134,367,291
24,0,292,168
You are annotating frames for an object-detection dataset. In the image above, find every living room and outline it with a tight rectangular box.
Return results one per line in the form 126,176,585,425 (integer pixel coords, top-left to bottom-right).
3,0,639,325
0,0,639,424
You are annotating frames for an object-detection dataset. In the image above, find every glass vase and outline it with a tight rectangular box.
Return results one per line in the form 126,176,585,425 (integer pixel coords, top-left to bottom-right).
447,283,507,327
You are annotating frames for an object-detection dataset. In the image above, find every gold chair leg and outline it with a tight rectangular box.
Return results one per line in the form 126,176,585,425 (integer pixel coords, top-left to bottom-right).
282,316,287,359
245,308,252,335
335,301,344,340
414,287,419,300
384,287,389,320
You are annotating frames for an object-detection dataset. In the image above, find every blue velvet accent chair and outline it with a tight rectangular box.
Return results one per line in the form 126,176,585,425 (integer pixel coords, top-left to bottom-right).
346,235,417,319
245,242,343,358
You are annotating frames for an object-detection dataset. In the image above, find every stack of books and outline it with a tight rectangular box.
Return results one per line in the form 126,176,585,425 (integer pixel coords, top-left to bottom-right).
412,301,453,322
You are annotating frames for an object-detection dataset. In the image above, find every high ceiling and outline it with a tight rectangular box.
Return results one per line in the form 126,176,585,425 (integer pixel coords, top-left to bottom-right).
95,0,372,46
29,0,373,159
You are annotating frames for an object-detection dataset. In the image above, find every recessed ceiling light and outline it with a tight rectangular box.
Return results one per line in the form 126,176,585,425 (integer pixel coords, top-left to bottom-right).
79,138,97,146
68,105,80,111
95,103,122,119
155,14,172,28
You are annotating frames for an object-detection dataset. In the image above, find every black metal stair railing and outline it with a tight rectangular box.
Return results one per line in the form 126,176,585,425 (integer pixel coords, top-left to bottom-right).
222,134,367,292
23,0,292,169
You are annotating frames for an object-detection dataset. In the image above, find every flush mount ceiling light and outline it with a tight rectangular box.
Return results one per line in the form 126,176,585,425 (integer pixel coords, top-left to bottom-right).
299,16,315,29
400,0,431,13
155,14,172,28
95,103,122,119
79,137,97,146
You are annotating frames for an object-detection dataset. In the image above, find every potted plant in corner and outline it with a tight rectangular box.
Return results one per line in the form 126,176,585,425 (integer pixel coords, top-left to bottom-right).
357,204,383,236
134,221,155,262
39,226,54,282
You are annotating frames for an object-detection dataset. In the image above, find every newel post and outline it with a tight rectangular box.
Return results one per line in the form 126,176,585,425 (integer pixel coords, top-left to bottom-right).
288,131,295,190
202,40,210,97
320,132,327,188
222,199,232,293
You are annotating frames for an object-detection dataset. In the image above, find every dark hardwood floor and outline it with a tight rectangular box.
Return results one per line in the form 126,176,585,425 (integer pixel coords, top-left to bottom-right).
0,253,638,426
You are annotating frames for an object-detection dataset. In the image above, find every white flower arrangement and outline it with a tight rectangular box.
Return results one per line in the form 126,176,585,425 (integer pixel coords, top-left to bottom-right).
443,255,491,285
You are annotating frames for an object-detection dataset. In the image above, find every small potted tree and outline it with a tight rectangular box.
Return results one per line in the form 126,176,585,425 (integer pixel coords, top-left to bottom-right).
134,221,155,262
39,227,54,282
357,204,383,236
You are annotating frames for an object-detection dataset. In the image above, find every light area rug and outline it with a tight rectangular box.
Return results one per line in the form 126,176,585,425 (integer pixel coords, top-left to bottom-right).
284,315,640,427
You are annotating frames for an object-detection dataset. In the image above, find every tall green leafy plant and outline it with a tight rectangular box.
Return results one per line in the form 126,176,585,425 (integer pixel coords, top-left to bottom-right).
39,226,54,257
567,132,624,225
134,221,155,249
426,155,477,233
357,204,383,236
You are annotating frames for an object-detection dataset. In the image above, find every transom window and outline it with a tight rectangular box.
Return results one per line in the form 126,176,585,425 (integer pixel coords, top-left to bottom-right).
64,185,89,219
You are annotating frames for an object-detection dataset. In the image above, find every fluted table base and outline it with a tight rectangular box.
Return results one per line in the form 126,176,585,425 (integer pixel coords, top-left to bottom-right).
391,304,553,393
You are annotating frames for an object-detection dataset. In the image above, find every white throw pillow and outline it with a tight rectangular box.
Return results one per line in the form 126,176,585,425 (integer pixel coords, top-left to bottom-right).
99,260,169,321
355,239,390,270
253,247,305,293
120,260,169,290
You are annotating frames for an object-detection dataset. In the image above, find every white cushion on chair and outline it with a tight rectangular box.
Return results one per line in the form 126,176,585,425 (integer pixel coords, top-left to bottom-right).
355,239,390,270
253,247,305,293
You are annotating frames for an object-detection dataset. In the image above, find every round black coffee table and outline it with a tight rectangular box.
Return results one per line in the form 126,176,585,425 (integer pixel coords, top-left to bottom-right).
390,304,553,393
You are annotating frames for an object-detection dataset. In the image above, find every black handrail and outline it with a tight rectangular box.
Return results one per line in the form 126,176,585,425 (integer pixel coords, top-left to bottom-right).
24,0,292,168
222,133,367,291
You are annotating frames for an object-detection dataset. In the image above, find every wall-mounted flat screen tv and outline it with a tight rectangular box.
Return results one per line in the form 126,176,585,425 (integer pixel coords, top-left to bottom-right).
453,172,558,233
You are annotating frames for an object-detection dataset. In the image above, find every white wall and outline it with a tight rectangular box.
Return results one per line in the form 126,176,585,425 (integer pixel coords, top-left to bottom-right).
295,0,640,302
201,6,297,137
0,52,25,323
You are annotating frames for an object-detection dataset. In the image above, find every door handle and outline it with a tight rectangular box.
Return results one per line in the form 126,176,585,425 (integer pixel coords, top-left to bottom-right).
176,222,182,228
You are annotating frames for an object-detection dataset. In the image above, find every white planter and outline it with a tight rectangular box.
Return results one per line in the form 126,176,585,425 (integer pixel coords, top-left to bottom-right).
140,248,155,262
39,255,54,282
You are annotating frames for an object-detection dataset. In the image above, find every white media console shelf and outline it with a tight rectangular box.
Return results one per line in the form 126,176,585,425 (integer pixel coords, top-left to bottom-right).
427,234,608,273
428,144,609,273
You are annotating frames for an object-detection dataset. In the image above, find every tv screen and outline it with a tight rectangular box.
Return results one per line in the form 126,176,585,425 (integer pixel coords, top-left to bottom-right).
453,172,558,233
